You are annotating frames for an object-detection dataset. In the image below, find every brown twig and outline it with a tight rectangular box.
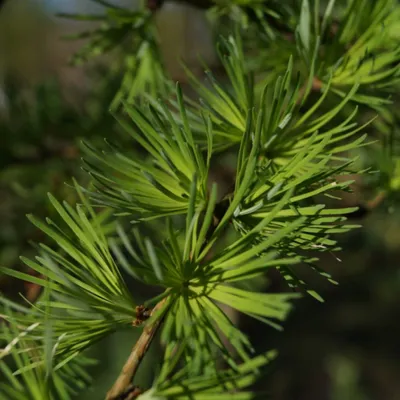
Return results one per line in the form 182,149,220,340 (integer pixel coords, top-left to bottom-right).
112,385,142,400
297,76,323,105
347,191,387,219
106,297,169,400
366,191,386,211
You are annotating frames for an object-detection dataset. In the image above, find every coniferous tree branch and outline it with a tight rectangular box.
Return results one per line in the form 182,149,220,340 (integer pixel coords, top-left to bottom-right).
106,297,169,400
1,0,399,399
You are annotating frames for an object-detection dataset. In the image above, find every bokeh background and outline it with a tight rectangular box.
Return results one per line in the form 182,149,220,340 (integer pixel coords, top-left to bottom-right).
0,1,399,399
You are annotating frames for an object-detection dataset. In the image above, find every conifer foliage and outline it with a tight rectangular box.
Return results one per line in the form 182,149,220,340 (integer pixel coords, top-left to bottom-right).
1,0,399,399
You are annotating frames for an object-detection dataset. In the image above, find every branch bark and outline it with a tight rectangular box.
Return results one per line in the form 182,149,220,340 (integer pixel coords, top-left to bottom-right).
106,297,169,400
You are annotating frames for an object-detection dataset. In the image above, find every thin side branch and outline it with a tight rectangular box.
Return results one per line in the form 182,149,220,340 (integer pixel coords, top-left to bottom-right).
297,76,323,104
106,297,169,400
366,191,386,210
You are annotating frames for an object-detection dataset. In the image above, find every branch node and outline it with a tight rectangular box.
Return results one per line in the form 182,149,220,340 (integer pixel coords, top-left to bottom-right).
132,305,152,327
112,385,142,400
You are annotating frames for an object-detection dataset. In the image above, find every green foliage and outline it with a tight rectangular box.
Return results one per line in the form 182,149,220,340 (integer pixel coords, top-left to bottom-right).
248,0,400,107
1,0,399,399
149,349,277,399
0,303,95,400
82,86,211,219
0,185,135,367
59,0,168,109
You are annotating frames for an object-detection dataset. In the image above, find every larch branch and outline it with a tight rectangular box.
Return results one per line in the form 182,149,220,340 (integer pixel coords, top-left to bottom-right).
106,297,168,400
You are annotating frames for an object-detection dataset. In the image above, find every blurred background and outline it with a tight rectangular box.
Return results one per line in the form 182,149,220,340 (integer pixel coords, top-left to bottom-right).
0,1,399,399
